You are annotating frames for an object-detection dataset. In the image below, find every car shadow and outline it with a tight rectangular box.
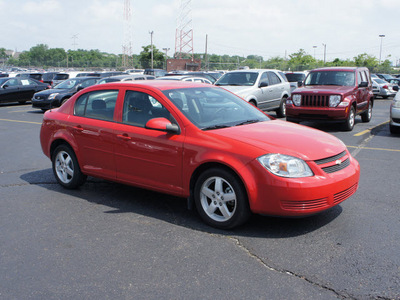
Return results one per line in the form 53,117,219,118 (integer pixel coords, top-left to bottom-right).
20,168,343,238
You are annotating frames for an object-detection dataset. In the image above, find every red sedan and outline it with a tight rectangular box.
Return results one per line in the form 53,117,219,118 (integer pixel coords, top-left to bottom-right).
40,81,360,229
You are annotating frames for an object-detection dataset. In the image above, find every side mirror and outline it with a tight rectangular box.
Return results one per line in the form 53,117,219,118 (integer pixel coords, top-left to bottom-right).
359,81,368,88
393,85,399,92
298,81,303,87
259,81,268,88
3,84,8,89
145,117,179,134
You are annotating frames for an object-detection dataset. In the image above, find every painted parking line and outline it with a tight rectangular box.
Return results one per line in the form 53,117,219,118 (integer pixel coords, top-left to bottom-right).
0,118,41,125
353,120,389,136
347,145,400,153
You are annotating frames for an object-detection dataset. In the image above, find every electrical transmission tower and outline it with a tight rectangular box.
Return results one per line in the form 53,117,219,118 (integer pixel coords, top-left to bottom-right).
175,0,194,60
123,0,133,68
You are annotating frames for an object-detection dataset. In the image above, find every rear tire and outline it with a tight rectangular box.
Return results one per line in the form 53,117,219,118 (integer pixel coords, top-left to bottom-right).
52,145,87,189
361,101,373,122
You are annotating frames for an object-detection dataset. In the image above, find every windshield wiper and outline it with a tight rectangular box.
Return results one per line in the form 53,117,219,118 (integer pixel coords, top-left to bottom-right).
202,124,231,131
235,119,260,126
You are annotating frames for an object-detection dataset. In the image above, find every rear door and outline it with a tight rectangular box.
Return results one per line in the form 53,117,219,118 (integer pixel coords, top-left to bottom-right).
68,89,119,179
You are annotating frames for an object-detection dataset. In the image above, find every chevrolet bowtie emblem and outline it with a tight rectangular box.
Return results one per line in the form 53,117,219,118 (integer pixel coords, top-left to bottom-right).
335,159,342,165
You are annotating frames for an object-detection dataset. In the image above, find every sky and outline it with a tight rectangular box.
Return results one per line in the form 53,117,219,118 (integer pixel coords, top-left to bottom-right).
1,0,399,63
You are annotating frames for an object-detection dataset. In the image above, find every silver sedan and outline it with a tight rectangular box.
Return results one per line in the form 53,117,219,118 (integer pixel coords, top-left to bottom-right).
390,88,400,134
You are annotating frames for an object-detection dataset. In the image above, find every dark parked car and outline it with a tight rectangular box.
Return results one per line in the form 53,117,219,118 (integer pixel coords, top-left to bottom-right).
0,73,9,78
0,77,50,104
16,72,45,82
32,77,98,110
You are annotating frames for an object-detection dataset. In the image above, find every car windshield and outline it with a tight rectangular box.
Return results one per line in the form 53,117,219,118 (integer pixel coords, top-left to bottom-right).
0,78,9,85
53,79,81,89
215,72,259,86
305,71,355,86
285,73,305,82
163,86,270,130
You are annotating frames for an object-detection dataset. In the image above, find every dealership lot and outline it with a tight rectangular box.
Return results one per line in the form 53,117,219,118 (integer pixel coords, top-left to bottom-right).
1,100,399,299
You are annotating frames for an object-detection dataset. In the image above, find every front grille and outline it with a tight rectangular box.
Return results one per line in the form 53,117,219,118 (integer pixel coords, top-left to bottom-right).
301,94,330,107
314,151,350,174
34,95,47,100
333,183,358,204
315,151,346,165
322,158,350,173
281,198,329,211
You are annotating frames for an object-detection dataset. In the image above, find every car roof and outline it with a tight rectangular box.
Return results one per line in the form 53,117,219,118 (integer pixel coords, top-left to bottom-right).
85,80,210,91
225,69,282,73
310,67,363,72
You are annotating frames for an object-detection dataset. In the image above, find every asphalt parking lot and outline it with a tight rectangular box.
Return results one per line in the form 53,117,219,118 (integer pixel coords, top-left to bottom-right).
1,99,399,299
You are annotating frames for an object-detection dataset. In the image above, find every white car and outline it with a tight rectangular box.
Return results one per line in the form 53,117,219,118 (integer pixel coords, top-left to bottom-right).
372,78,397,98
215,69,291,117
390,86,400,134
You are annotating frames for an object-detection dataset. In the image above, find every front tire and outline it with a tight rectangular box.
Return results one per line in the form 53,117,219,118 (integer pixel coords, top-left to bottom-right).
52,145,87,189
194,168,250,229
276,96,287,118
343,106,355,131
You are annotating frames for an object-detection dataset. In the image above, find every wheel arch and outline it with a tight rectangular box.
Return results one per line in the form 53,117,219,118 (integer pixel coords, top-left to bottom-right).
188,162,251,210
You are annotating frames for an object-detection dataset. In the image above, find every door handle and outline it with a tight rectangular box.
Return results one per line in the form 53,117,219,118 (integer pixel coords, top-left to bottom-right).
73,125,83,132
117,134,131,141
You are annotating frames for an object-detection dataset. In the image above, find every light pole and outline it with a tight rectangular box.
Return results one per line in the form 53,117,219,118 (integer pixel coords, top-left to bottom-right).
313,46,317,60
149,31,154,69
379,34,385,64
162,47,170,70
322,43,326,64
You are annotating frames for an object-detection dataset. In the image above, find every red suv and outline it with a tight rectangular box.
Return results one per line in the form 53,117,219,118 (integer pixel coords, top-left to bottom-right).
286,67,374,131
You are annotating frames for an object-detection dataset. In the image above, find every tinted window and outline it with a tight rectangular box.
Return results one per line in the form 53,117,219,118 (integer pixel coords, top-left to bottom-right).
216,72,258,86
268,72,281,85
74,90,118,121
285,73,306,82
122,91,171,127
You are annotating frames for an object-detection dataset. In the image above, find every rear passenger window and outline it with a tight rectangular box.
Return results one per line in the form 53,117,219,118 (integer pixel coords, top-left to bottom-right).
74,90,118,121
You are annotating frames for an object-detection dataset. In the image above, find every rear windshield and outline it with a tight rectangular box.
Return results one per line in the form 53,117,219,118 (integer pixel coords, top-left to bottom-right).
54,74,69,80
285,73,306,82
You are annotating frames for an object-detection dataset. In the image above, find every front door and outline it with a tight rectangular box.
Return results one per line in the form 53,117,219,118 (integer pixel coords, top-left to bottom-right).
113,90,184,195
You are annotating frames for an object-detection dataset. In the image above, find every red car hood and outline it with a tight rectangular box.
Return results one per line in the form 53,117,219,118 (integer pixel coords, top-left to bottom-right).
211,120,346,161
294,85,356,95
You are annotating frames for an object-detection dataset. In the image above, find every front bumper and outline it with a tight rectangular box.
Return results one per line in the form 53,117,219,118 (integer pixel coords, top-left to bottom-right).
244,151,360,216
286,105,349,122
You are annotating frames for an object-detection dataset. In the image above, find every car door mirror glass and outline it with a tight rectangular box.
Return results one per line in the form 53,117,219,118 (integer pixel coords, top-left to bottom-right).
359,81,368,88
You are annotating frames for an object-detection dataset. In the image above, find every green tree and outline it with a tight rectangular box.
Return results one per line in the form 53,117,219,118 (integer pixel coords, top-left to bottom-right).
139,45,165,69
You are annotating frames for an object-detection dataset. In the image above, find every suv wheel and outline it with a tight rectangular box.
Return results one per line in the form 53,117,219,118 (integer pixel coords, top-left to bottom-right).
276,96,287,118
343,106,355,131
361,102,373,122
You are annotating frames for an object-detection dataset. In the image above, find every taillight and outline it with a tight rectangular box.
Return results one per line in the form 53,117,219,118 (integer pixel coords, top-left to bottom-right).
383,85,388,89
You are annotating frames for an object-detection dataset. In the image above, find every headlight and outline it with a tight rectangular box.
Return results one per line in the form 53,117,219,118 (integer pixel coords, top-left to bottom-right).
258,154,313,178
329,95,341,107
292,94,302,106
48,93,59,100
